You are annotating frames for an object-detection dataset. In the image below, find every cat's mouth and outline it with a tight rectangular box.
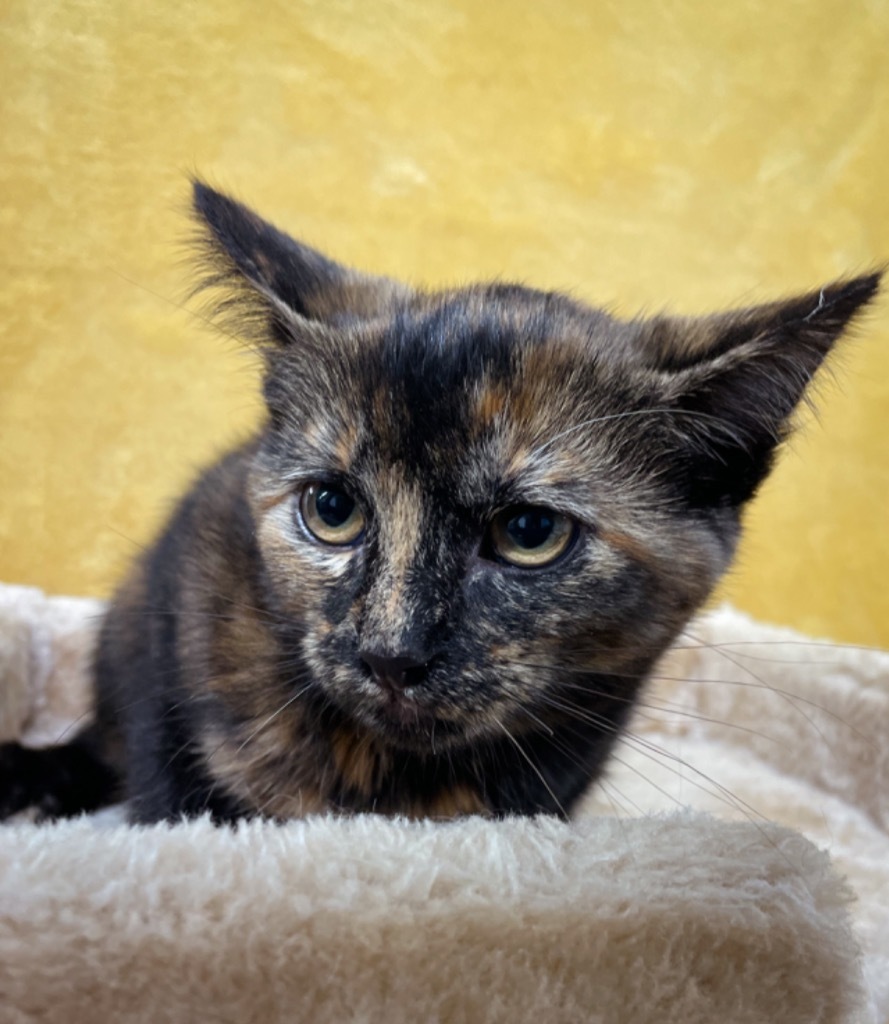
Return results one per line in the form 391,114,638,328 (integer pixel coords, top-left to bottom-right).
362,688,470,749
322,658,487,750
375,686,433,725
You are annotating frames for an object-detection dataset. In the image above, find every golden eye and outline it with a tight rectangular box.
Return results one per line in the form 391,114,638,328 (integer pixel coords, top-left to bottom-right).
299,483,365,545
489,505,575,568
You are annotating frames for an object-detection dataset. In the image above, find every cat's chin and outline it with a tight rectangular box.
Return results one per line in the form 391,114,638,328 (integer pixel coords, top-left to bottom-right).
359,697,471,753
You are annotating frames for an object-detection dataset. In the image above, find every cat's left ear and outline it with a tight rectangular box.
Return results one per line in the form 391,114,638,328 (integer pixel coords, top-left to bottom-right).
643,273,881,507
191,180,409,344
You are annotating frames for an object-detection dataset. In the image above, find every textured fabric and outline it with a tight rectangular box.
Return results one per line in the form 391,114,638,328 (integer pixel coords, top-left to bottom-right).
0,813,863,1024
0,0,887,646
584,606,889,1022
1,587,887,1021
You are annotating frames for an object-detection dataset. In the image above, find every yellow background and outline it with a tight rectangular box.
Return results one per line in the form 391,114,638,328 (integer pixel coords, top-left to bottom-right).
1,1,887,646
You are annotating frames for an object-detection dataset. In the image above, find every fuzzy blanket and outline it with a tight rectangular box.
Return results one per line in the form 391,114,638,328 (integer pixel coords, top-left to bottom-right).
1,584,887,1023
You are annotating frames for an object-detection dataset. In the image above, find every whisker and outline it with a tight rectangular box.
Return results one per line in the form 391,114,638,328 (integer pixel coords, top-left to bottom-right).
108,267,251,350
545,695,773,824
552,686,783,744
597,777,645,820
541,701,802,874
680,628,853,750
499,653,875,751
231,684,314,757
530,406,746,460
690,638,886,661
497,722,567,818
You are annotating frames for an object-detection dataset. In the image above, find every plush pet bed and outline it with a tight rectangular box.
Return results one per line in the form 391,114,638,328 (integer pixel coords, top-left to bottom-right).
0,584,887,1023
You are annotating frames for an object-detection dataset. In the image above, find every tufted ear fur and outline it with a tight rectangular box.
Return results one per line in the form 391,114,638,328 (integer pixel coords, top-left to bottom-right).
190,180,409,346
643,273,882,508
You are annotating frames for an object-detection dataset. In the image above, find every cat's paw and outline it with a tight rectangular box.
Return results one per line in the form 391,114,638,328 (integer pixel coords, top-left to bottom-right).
0,740,118,821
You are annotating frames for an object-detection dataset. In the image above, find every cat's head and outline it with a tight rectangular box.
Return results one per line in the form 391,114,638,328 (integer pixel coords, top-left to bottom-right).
192,181,879,754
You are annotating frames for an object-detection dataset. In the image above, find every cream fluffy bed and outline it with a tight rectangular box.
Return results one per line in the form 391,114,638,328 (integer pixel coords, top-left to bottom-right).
0,584,887,1023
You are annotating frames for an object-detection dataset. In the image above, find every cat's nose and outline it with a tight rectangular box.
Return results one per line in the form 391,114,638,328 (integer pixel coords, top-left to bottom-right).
360,651,428,692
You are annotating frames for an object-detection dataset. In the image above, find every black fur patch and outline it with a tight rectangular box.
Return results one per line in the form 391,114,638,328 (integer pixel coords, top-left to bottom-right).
0,733,119,820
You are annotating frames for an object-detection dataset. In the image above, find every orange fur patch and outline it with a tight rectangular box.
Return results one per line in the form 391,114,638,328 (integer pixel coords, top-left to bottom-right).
330,727,388,796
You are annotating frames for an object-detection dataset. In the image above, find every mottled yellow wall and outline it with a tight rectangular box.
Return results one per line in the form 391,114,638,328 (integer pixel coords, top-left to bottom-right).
1,1,887,645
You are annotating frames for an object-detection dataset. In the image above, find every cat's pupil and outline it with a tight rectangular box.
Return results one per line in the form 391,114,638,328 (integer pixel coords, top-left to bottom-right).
506,509,555,550
315,488,354,527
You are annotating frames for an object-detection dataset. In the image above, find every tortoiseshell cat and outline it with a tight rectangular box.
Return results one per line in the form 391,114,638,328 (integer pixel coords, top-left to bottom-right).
0,182,880,823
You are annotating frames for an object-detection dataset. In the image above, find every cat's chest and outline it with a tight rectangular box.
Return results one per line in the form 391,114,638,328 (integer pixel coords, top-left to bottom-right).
197,709,490,820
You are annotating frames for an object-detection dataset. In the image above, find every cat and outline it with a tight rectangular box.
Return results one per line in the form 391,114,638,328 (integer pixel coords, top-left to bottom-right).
0,181,880,823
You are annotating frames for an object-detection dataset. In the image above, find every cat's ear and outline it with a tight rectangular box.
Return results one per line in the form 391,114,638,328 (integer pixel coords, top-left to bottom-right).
190,180,408,345
644,273,881,507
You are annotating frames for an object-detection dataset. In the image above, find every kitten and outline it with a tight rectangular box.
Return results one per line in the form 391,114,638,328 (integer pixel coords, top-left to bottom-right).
0,182,879,823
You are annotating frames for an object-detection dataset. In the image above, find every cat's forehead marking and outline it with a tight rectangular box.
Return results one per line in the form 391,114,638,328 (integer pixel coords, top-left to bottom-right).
368,381,401,451
473,382,508,429
528,455,594,490
499,412,594,490
503,446,530,478
332,418,360,469
473,363,548,437
302,419,327,451
362,468,425,637
293,404,363,473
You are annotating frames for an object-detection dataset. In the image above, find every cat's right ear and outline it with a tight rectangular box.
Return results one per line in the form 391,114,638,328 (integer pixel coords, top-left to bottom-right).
190,180,408,346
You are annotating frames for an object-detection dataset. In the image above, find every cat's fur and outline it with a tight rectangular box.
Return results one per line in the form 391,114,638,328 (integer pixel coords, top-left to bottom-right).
0,182,880,823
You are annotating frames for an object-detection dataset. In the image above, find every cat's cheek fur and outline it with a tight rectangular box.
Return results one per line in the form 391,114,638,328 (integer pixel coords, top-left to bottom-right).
197,722,329,820
469,523,730,733
252,498,366,665
246,490,381,721
254,493,358,590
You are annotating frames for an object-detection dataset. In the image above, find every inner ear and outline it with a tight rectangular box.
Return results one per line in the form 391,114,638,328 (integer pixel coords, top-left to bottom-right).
191,180,410,342
645,273,881,508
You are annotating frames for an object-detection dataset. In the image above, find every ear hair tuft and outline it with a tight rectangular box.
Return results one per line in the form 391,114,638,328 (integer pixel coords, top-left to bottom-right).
188,180,410,350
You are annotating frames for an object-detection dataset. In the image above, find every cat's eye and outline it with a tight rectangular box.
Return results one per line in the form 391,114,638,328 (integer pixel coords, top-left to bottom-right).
488,505,576,568
299,483,365,545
